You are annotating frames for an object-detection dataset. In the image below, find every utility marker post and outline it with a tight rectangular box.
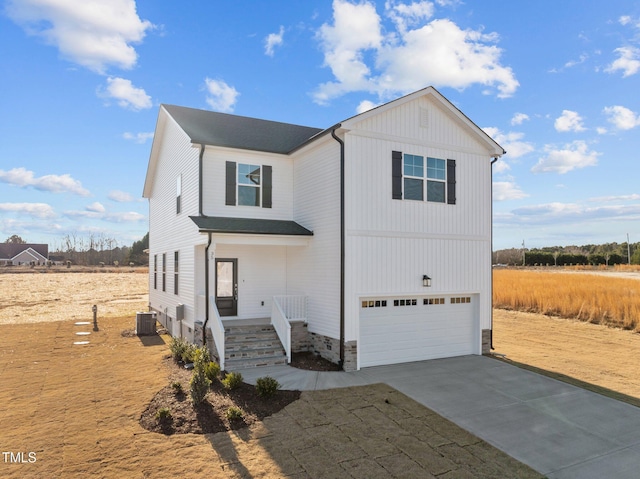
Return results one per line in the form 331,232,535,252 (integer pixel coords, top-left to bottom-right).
92,305,98,331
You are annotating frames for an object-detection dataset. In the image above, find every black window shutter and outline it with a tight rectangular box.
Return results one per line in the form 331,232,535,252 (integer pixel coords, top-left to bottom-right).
225,161,236,206
262,165,272,208
392,151,402,200
447,159,456,205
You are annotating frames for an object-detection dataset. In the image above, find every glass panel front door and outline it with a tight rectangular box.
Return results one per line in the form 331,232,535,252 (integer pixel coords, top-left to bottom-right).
215,259,237,316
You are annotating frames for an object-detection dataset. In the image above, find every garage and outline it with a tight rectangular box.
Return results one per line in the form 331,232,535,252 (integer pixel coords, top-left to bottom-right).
359,295,478,368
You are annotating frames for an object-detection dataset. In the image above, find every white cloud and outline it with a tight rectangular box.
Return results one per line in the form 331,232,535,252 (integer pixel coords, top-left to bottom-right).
504,201,640,226
204,78,239,113
64,208,144,223
531,141,599,174
510,113,529,126
123,131,154,143
554,110,586,132
606,46,640,77
493,181,528,201
564,53,588,69
264,26,285,57
356,100,379,113
314,0,518,104
0,167,89,196
483,127,534,159
589,193,640,202
5,0,153,74
101,77,152,110
86,202,106,213
386,0,435,33
603,105,640,130
0,202,56,219
108,190,136,202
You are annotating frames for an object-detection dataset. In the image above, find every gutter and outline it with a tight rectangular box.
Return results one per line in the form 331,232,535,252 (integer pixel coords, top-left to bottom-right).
490,157,499,351
331,125,345,369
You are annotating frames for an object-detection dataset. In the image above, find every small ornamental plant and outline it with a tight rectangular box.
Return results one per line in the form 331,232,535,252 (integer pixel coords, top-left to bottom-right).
221,372,243,390
189,347,212,405
204,361,221,383
256,376,280,398
225,406,244,420
155,407,172,421
168,337,189,363
171,381,183,394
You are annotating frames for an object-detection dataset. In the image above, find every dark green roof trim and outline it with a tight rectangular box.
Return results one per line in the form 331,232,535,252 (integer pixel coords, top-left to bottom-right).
190,216,313,236
164,104,323,154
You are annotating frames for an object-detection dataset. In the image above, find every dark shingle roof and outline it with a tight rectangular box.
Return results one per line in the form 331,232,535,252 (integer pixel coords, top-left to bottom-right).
0,243,48,260
164,105,324,154
190,216,313,236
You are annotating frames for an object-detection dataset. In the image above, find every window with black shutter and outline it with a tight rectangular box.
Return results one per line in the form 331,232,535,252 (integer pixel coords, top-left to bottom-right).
225,161,273,208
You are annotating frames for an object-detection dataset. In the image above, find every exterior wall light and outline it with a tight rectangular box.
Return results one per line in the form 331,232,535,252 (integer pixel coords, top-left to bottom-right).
423,275,431,287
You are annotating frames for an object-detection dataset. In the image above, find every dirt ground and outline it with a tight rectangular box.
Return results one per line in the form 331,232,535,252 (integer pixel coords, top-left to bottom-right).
0,271,148,325
493,309,640,407
0,316,541,479
2,271,638,477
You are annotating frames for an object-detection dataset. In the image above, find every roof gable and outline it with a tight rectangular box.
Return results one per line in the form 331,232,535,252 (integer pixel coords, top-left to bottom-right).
340,87,505,157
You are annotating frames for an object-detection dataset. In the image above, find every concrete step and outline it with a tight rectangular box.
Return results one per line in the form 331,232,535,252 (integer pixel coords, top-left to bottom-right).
223,323,286,370
224,355,288,371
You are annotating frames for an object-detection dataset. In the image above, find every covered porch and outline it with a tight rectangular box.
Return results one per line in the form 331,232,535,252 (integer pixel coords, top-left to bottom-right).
190,215,313,371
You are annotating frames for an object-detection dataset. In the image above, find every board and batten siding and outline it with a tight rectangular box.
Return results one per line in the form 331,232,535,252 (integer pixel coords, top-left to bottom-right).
147,112,202,324
201,147,294,220
286,138,342,340
342,94,494,342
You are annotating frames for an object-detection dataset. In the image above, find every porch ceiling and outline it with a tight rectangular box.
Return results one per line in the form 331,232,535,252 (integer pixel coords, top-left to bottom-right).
190,216,313,236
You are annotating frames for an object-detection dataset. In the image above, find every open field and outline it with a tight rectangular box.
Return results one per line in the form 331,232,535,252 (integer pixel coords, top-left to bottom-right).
0,270,148,325
493,268,640,332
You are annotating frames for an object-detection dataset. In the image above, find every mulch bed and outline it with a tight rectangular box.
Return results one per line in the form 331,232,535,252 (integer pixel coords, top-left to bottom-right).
290,351,342,371
139,357,301,435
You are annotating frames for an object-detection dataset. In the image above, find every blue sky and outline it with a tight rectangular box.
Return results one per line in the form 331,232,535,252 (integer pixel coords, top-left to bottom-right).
1,0,639,251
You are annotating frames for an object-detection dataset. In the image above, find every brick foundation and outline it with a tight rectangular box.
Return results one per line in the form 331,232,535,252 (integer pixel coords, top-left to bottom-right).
308,332,358,371
482,329,492,354
290,320,310,353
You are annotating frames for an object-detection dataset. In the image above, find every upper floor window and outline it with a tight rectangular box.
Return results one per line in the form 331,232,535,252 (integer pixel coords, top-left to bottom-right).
392,151,456,205
238,163,261,206
225,161,272,208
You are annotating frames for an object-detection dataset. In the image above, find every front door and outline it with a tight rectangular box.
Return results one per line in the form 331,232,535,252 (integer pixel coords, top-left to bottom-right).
215,258,237,316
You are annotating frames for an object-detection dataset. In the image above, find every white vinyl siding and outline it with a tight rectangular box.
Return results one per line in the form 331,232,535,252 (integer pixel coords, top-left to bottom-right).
146,111,200,324
287,138,341,339
202,148,292,219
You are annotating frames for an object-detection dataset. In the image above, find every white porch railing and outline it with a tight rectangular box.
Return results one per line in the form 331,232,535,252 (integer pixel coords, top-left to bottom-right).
271,295,307,363
207,298,225,371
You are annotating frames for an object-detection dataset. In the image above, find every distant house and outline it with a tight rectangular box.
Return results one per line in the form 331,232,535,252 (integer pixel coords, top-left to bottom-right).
143,86,504,371
0,243,49,266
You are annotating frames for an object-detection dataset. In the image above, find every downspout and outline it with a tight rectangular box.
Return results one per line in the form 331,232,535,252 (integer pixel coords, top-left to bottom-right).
198,145,205,216
202,232,212,345
490,157,498,351
331,125,345,368
198,144,211,345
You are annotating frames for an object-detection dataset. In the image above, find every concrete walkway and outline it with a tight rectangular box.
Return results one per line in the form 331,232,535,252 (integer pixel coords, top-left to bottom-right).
238,355,640,479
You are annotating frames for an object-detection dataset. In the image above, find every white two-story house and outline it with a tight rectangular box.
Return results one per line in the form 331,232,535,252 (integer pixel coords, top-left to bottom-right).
143,86,504,371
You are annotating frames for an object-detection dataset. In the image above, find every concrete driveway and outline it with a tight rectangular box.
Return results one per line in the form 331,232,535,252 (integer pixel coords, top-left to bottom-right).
239,355,640,479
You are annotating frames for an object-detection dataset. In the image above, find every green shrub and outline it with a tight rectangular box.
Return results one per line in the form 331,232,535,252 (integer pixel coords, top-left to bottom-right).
171,381,183,393
155,407,172,421
225,406,244,420
204,361,221,382
221,372,243,390
189,347,211,405
168,337,189,362
256,376,280,398
181,343,198,363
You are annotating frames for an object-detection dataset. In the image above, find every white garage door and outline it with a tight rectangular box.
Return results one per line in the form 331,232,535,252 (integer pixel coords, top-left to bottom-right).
359,296,477,368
